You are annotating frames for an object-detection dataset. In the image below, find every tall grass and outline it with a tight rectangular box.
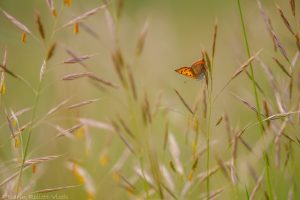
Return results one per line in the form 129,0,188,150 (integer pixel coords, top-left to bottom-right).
236,0,273,199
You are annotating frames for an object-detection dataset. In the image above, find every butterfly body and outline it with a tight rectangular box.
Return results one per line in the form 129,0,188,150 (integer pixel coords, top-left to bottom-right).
175,59,207,80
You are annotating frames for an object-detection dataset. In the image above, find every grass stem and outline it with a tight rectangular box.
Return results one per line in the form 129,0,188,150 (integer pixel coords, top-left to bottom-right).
236,0,273,199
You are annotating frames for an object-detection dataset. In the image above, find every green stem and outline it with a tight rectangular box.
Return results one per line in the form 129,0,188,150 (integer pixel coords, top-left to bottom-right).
16,79,42,197
206,55,214,199
206,89,212,198
236,0,273,199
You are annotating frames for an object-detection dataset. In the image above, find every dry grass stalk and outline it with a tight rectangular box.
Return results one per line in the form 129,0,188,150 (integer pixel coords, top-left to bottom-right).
203,50,211,85
39,60,47,81
262,111,300,122
215,115,223,126
112,49,126,86
295,34,300,51
1,10,31,34
168,134,184,175
68,98,100,109
56,124,82,137
202,187,224,200
134,166,154,186
250,170,265,200
212,18,218,61
197,166,219,183
24,155,62,166
257,0,290,62
117,116,135,139
46,98,70,117
62,54,95,64
224,113,232,145
272,57,291,78
104,4,117,48
231,134,238,183
63,6,105,27
284,142,292,168
216,157,230,181
128,68,137,100
289,76,293,99
160,165,174,192
232,49,263,79
290,0,296,17
46,43,56,61
136,20,149,56
117,172,136,194
292,51,299,68
275,92,287,113
0,166,30,187
111,121,136,154
271,30,290,63
274,119,288,167
80,22,99,39
0,154,61,190
180,181,192,198
258,58,282,111
65,48,87,68
276,5,295,35
79,118,114,131
257,0,278,51
9,107,31,121
62,72,118,88
6,111,16,140
188,156,199,181
35,12,45,40
111,149,130,173
142,93,152,125
11,122,31,139
168,161,176,173
247,163,258,182
62,72,90,81
0,64,19,79
31,185,80,194
148,149,164,199
67,161,96,199
174,89,193,115
231,93,265,117
214,49,263,101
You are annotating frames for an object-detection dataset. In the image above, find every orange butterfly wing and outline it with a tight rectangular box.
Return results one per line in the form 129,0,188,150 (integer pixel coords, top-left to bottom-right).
191,59,206,80
175,67,197,79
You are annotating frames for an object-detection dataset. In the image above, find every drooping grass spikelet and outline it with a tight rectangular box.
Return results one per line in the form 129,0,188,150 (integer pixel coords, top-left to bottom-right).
174,89,193,115
46,43,56,61
35,12,45,40
62,6,104,28
136,20,149,57
276,5,295,35
1,10,32,35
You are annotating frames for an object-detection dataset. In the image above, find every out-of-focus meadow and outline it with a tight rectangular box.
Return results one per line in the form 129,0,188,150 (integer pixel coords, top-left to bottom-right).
0,0,300,199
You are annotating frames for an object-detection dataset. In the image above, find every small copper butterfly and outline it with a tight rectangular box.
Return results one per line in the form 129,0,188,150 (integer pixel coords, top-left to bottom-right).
175,59,207,80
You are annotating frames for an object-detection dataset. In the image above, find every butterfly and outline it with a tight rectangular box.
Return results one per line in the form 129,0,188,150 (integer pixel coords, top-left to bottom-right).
175,59,208,82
